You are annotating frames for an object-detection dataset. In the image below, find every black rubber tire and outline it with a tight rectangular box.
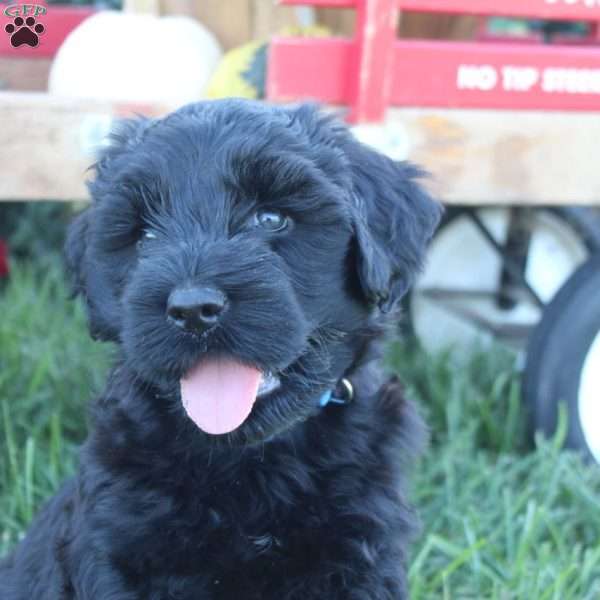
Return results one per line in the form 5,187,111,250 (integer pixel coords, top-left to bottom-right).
402,205,600,339
522,251,600,461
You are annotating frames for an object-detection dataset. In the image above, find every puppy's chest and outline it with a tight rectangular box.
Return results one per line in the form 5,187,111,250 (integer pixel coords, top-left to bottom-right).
112,450,365,591
161,486,331,565
132,488,339,597
107,419,397,595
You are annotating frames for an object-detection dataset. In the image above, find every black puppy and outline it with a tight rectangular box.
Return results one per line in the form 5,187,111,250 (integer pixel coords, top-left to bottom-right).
0,100,440,599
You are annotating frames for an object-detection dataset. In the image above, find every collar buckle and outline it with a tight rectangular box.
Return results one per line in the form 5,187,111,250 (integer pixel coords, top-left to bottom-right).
319,377,354,408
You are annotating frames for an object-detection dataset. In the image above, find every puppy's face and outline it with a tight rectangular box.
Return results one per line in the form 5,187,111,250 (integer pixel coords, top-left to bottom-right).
66,100,441,444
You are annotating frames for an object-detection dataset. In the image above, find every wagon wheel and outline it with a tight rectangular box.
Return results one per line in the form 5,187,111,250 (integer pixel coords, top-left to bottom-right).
523,251,600,463
404,206,600,353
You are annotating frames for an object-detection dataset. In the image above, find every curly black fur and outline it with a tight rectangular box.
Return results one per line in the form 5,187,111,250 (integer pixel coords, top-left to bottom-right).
0,100,441,599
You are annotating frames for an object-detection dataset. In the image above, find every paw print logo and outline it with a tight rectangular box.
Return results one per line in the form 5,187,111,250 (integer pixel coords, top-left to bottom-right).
5,16,45,48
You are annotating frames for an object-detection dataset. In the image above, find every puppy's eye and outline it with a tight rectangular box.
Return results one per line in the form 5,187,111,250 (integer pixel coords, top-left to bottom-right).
254,210,289,232
137,229,157,249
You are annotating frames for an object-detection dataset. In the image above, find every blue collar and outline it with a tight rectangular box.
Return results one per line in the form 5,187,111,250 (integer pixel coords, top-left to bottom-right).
318,378,354,408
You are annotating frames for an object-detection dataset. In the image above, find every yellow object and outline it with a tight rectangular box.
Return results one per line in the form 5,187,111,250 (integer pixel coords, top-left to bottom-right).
206,26,332,100
206,40,264,100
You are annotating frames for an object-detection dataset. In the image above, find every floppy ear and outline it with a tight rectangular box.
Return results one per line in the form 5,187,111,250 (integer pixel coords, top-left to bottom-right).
64,208,90,300
65,116,157,342
64,207,118,342
345,139,443,313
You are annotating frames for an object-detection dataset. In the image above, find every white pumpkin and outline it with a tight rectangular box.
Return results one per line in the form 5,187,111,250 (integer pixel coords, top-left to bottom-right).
49,10,223,107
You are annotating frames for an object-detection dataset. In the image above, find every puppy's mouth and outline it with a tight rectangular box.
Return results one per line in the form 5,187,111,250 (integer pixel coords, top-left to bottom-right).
180,358,281,435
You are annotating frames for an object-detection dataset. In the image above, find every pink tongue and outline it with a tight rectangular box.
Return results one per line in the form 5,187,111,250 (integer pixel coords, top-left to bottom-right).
180,358,262,435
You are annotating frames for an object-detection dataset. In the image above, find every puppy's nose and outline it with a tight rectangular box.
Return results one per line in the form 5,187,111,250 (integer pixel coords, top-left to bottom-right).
167,286,227,333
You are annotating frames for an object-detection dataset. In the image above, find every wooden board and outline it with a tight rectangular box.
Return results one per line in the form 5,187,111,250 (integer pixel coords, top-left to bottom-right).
0,58,52,91
1,93,599,206
353,107,600,205
163,0,304,50
0,92,170,201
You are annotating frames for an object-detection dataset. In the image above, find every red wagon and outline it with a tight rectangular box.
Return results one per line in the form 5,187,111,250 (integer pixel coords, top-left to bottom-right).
267,0,600,463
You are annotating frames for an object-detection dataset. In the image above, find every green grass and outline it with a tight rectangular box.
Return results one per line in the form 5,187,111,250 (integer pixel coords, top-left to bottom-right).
2,259,600,598
0,259,111,553
389,345,600,599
